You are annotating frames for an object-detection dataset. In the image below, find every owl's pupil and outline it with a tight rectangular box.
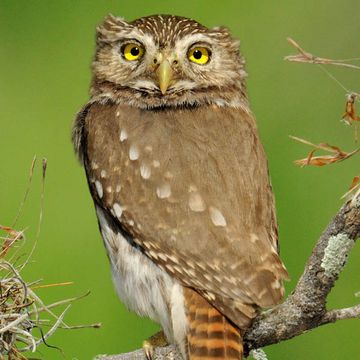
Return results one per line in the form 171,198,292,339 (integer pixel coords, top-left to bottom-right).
193,50,202,59
131,47,140,56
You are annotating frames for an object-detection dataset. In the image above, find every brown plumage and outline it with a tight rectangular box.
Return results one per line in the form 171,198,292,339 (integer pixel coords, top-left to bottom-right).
73,14,288,359
185,288,243,360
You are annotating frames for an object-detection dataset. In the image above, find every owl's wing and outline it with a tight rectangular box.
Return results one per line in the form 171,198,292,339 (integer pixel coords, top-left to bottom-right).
74,100,288,328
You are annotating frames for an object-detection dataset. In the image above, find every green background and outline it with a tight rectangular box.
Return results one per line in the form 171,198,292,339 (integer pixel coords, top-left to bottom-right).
1,1,359,359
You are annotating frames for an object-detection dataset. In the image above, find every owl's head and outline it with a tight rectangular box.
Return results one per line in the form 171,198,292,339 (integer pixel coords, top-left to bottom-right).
91,14,248,108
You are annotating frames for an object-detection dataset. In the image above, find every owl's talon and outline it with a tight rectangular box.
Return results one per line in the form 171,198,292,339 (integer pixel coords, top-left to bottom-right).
143,340,155,360
142,331,168,360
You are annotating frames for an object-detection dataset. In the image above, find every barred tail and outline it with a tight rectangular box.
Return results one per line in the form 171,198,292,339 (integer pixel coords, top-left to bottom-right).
184,288,243,360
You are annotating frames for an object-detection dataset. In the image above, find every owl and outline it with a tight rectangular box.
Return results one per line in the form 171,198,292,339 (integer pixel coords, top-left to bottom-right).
72,14,288,360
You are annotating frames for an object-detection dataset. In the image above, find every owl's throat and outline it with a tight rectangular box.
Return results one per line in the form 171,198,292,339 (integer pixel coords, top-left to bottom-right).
91,78,248,111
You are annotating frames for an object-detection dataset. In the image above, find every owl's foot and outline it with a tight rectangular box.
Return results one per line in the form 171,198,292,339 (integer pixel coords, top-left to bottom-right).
143,331,168,360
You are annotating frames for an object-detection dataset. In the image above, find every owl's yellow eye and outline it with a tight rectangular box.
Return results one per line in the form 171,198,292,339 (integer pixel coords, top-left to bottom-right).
122,43,144,61
188,47,210,65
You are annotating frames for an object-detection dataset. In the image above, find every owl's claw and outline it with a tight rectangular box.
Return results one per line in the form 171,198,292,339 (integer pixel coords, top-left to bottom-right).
142,331,168,360
143,340,155,360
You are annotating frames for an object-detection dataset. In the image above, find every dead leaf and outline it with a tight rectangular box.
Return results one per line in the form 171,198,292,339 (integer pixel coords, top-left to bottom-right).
341,176,360,200
290,136,360,167
0,225,24,257
348,176,360,190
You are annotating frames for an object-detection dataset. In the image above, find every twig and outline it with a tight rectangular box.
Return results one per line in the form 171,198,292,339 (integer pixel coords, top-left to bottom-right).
19,305,71,352
19,157,48,273
321,304,360,323
285,38,360,70
11,156,37,228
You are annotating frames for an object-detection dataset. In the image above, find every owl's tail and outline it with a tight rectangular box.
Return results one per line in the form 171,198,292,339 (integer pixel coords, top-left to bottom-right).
184,288,243,360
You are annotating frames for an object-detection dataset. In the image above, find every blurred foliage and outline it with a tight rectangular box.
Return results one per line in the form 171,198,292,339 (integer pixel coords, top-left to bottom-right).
0,1,359,359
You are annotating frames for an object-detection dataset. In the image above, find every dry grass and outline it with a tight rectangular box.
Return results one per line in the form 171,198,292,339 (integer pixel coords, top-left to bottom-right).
0,157,100,359
286,38,360,202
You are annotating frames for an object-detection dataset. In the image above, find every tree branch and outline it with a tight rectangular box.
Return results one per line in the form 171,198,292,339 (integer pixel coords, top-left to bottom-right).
96,200,360,359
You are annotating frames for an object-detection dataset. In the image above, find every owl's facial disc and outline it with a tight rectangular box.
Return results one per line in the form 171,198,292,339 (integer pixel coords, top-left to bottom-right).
93,15,248,107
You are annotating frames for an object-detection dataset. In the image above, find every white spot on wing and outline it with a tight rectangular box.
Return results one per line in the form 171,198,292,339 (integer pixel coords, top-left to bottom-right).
149,250,158,259
209,206,227,227
165,264,174,273
156,183,171,199
250,233,259,243
189,192,206,212
95,181,103,199
183,267,196,277
120,129,128,142
129,144,139,160
158,253,167,261
168,255,179,264
140,164,151,179
206,292,216,301
188,184,197,192
113,203,123,218
271,279,281,290
100,170,107,178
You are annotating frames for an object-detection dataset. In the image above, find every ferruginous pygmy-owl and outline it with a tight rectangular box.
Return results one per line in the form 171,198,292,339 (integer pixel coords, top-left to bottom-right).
72,14,288,360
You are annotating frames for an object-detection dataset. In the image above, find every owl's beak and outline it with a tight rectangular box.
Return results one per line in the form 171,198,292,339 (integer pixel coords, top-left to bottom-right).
156,59,173,95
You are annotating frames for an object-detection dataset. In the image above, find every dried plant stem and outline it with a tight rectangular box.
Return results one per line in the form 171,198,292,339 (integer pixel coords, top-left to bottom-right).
19,305,71,352
1,159,100,358
0,256,93,357
285,38,360,70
